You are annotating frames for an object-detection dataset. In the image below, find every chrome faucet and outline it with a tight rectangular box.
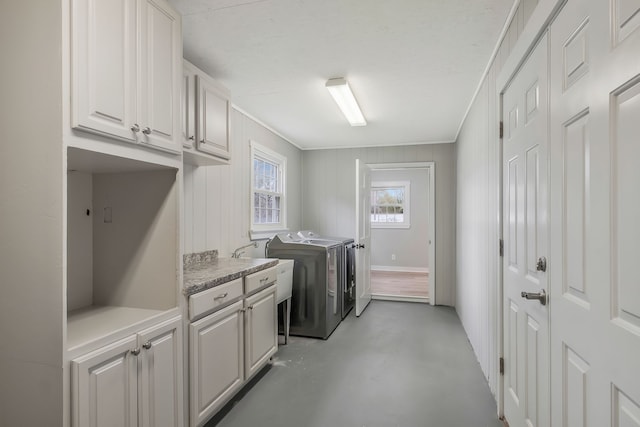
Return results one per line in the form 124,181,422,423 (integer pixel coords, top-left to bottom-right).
231,241,258,258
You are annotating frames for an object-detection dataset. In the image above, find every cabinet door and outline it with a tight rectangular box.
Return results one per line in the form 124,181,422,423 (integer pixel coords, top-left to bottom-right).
71,0,137,142
138,0,182,153
244,285,278,379
71,335,138,427
196,75,231,160
138,316,184,427
182,62,197,149
189,301,244,427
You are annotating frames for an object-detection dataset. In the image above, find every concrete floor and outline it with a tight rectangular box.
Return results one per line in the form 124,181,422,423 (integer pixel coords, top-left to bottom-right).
206,301,503,427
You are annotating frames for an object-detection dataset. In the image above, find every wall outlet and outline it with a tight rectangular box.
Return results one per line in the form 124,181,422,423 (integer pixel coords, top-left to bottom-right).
391,254,396,261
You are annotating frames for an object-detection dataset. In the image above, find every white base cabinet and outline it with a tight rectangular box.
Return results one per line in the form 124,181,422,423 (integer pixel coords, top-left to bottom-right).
71,316,184,427
245,285,278,379
189,301,245,427
188,279,278,427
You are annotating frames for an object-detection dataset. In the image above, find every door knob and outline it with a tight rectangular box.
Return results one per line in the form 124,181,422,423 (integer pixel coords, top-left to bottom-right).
521,289,547,305
536,256,547,272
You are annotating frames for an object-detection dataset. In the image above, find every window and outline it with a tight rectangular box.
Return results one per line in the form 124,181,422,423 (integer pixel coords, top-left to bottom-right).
370,181,410,228
250,141,287,237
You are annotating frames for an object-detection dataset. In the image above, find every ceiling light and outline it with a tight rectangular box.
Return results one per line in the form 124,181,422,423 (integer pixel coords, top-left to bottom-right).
325,78,367,126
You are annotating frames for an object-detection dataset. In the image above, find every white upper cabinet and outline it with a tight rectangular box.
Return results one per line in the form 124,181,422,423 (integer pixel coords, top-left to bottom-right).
182,61,197,150
196,74,231,160
71,0,182,154
182,60,231,165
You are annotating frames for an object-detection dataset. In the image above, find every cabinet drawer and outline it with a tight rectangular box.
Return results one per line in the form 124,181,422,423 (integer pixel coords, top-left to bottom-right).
189,278,243,320
244,266,277,294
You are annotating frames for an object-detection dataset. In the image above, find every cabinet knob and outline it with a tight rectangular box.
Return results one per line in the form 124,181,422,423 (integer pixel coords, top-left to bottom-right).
188,136,195,141
142,127,151,135
142,341,152,350
130,348,141,356
131,124,140,133
248,305,254,310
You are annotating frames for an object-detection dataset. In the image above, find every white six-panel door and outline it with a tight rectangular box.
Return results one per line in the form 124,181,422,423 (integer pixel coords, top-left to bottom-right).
355,159,372,316
549,0,640,425
502,33,550,427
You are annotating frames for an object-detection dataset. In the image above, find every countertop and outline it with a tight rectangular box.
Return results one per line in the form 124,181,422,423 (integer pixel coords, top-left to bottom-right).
183,257,279,296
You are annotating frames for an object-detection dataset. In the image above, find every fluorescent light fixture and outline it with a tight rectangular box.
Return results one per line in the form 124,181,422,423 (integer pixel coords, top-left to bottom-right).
325,78,367,126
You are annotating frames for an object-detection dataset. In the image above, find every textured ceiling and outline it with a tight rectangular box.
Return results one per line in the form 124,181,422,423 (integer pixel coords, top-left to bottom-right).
168,0,513,149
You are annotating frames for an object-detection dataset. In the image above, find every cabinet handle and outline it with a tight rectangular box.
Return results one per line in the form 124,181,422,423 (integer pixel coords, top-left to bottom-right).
142,341,152,350
142,127,151,135
130,348,141,356
260,277,269,284
131,124,140,133
214,292,228,301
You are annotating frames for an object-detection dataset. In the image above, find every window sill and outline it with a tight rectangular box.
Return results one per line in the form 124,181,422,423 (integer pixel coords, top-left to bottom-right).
371,224,411,229
250,228,289,241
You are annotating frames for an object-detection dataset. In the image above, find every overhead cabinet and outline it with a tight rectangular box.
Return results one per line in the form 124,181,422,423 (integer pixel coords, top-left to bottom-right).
182,60,232,165
71,0,182,154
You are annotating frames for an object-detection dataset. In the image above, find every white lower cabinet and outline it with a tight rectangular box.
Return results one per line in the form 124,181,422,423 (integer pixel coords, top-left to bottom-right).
188,278,278,427
71,316,183,427
189,301,244,427
244,285,278,379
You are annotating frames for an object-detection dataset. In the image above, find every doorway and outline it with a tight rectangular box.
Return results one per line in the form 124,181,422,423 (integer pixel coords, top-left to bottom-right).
368,162,435,304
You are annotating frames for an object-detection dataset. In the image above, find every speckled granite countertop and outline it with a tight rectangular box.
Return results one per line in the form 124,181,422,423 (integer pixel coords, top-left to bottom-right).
183,254,278,296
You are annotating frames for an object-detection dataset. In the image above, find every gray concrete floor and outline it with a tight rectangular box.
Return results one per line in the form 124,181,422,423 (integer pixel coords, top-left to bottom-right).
206,301,503,427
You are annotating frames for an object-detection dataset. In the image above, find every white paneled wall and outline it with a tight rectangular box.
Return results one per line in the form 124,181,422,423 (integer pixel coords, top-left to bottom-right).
183,108,303,258
302,144,457,306
456,77,493,383
455,0,538,396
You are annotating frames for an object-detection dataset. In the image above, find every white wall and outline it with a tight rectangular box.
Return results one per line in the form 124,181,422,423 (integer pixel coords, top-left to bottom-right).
0,0,65,424
370,168,429,270
302,144,457,306
455,78,492,380
183,108,303,258
455,0,538,396
67,171,93,311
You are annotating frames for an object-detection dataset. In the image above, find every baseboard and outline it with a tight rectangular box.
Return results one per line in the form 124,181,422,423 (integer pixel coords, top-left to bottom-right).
372,294,429,304
371,265,429,273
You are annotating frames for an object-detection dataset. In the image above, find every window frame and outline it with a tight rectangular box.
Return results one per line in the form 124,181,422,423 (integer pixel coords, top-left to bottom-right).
250,140,287,238
370,180,411,229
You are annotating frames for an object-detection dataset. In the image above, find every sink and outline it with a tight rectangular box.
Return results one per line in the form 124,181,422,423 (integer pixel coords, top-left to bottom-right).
275,259,294,304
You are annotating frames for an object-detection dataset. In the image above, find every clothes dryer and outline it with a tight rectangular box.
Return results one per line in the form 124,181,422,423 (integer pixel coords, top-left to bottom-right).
266,233,343,339
297,230,356,318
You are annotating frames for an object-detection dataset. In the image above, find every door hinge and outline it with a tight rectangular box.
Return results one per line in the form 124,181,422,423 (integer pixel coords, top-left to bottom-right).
500,357,505,375
499,239,504,257
499,121,504,139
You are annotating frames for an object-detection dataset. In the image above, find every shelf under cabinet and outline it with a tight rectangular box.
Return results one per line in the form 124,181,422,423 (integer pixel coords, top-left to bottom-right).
67,305,165,351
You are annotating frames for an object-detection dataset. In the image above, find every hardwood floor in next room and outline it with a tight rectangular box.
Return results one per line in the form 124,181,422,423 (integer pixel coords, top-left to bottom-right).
207,301,501,427
370,270,429,298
